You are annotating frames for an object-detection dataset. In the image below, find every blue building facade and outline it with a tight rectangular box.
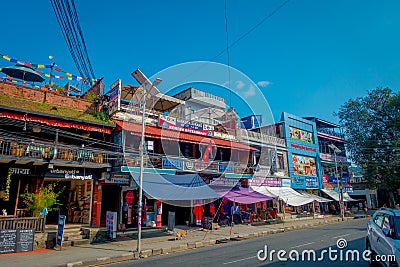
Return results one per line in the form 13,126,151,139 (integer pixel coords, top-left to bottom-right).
281,112,323,189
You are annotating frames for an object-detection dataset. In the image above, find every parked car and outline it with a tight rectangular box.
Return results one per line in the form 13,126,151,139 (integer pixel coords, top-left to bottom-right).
366,208,400,267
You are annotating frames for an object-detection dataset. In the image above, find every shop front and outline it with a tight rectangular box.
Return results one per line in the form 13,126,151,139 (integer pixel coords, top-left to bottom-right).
43,166,101,224
0,164,45,217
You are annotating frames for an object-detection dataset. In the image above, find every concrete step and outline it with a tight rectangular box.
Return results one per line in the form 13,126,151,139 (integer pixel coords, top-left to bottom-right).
63,233,86,241
61,238,90,247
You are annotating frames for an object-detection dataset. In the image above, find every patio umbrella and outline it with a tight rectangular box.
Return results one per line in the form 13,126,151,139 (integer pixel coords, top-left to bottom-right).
1,64,45,82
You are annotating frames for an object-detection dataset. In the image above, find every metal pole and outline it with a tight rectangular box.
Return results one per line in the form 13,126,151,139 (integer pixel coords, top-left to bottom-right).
339,161,344,221
49,62,55,86
137,82,147,255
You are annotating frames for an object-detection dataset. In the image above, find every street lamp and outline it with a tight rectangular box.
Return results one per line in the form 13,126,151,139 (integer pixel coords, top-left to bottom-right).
48,56,55,86
328,143,344,221
131,69,162,256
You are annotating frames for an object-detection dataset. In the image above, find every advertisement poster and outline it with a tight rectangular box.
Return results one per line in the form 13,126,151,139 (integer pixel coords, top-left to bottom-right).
292,154,317,176
289,127,313,144
57,215,66,247
106,211,117,239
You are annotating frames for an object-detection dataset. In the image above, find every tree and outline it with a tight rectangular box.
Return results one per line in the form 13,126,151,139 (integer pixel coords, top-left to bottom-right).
337,87,400,205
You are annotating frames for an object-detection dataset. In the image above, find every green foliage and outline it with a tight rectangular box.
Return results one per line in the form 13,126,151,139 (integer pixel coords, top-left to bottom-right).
83,91,97,101
336,87,400,191
21,184,65,217
0,168,12,201
93,111,109,121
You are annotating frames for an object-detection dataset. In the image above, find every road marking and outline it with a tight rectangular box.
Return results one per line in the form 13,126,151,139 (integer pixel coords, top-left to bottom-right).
290,242,315,249
223,256,257,264
331,234,350,239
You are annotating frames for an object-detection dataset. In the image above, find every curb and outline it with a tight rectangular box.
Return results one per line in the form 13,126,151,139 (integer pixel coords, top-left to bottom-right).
62,216,357,267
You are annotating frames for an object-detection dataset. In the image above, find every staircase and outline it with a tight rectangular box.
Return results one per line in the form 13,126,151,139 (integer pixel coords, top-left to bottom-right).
59,226,90,247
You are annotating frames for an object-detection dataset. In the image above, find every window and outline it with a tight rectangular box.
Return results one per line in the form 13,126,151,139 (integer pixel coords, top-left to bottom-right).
373,213,384,228
277,154,285,170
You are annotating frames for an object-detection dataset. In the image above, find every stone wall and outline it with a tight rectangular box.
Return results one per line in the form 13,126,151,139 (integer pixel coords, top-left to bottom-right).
0,82,96,112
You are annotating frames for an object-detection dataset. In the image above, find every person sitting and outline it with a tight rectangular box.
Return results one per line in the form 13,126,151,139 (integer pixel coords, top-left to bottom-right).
268,208,277,219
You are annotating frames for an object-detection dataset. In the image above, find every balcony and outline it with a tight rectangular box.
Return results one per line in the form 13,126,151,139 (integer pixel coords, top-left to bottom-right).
0,136,116,168
122,153,252,175
239,129,286,147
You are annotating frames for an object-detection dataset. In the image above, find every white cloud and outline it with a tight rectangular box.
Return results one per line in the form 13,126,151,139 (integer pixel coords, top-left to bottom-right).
235,80,245,89
222,81,230,87
257,80,271,87
243,85,256,98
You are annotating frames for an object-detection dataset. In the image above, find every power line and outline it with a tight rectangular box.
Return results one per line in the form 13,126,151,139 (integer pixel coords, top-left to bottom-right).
50,0,96,85
211,0,292,61
224,0,232,107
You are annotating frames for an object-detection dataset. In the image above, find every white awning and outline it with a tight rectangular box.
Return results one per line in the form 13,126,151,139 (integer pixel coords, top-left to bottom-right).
250,186,314,206
321,189,359,202
299,191,332,203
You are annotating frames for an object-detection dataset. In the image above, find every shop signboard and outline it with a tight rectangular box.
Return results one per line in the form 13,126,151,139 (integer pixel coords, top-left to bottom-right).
328,175,349,185
56,215,66,247
292,154,317,177
108,79,121,116
0,229,35,254
11,168,31,175
291,177,305,189
0,229,17,254
106,211,117,239
281,178,291,187
167,211,175,232
158,114,214,137
218,164,234,173
305,177,319,189
16,229,34,253
209,177,240,187
46,167,96,180
111,173,130,184
162,158,185,170
289,126,314,144
248,177,282,187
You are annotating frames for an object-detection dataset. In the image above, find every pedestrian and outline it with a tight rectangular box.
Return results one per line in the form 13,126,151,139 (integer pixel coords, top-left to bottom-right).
363,201,368,215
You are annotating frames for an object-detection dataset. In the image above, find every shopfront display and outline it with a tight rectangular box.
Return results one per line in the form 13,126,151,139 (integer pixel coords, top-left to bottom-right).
43,167,101,224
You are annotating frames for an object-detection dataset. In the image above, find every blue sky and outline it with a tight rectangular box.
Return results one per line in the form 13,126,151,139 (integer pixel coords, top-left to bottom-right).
1,1,400,125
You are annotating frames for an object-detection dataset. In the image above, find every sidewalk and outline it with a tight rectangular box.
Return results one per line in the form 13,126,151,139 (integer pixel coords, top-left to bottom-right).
2,215,364,267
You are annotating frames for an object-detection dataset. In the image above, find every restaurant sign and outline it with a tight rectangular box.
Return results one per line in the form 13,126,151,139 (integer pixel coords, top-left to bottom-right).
47,168,95,180
158,115,214,137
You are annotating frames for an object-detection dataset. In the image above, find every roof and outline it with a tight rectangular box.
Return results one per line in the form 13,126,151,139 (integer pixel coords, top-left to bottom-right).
0,108,114,134
375,208,400,216
120,85,184,112
115,120,257,151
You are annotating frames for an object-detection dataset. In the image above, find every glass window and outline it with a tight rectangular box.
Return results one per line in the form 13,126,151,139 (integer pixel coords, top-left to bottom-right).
374,214,384,228
393,216,400,239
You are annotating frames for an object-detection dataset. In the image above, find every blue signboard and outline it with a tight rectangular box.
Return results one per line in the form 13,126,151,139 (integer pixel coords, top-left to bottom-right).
57,215,66,247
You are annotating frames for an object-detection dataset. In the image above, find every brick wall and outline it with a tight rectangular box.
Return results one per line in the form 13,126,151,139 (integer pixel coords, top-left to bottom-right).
0,82,95,112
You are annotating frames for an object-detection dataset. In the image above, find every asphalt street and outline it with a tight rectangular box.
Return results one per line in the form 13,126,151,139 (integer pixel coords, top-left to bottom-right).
107,218,371,267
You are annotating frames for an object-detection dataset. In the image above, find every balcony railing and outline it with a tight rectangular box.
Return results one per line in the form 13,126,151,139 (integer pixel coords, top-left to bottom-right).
122,153,252,175
239,129,286,146
0,136,115,165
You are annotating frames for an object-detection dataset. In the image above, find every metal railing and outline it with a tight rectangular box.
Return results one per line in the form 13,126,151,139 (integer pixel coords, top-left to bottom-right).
123,153,252,174
0,136,115,165
239,129,286,146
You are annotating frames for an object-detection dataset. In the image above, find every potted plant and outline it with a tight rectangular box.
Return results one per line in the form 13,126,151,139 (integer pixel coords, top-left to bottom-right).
21,183,65,217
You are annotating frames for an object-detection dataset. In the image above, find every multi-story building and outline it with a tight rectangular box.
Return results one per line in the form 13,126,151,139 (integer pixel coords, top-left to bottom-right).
281,113,322,190
0,80,117,226
304,117,351,192
107,84,256,226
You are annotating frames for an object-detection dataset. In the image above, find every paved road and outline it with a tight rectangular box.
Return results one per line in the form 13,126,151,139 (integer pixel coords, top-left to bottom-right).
107,218,370,267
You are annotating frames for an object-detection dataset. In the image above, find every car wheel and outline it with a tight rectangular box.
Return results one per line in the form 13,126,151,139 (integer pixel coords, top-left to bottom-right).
366,240,378,267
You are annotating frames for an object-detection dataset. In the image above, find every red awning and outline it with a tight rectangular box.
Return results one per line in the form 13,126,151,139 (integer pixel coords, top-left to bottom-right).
0,111,112,134
116,120,256,151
